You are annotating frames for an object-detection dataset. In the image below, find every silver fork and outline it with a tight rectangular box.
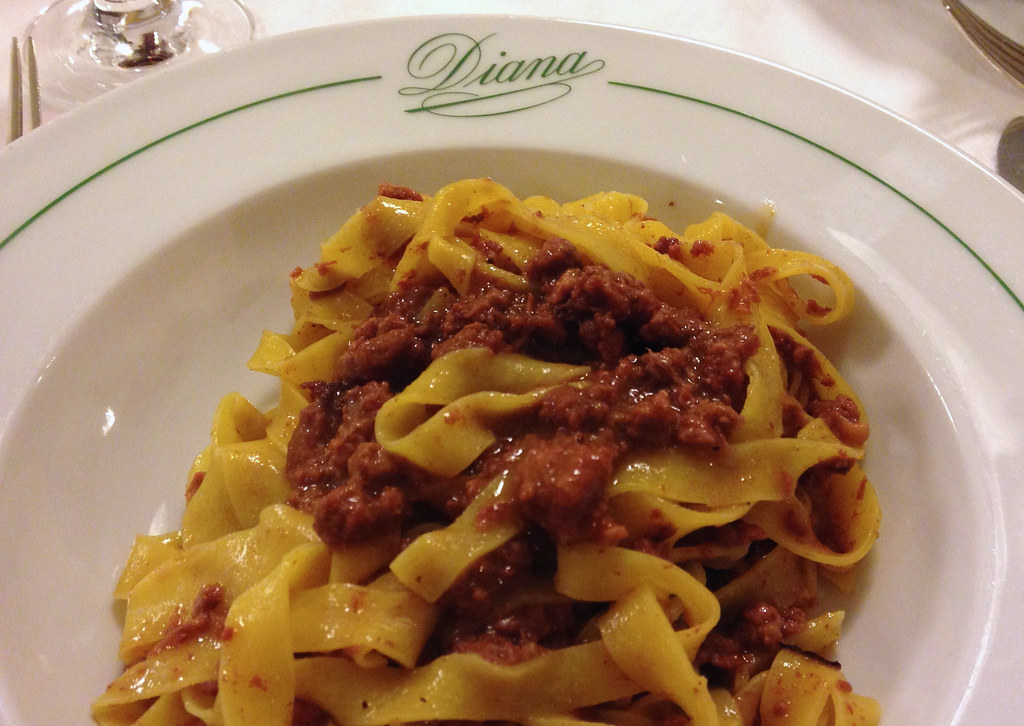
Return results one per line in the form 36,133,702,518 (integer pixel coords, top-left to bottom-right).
945,0,1024,86
8,37,41,143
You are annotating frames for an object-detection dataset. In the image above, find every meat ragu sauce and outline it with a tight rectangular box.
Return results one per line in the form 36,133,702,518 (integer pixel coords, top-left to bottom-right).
282,188,847,680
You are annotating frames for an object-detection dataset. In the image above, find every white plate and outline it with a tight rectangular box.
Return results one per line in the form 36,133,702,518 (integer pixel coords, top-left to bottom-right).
1,15,1022,726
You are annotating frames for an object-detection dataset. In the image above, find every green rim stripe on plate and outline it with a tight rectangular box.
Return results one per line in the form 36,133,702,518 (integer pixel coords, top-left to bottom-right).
0,76,381,253
608,80,1024,314
3,74,1021,316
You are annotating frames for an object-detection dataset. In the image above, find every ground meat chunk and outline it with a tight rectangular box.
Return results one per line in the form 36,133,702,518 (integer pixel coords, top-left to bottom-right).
696,601,807,687
540,261,713,365
537,343,753,450
314,476,408,547
625,392,740,448
771,327,867,446
286,382,434,546
525,237,584,285
577,311,627,364
312,441,413,546
427,532,587,665
431,321,510,358
338,313,431,388
771,326,834,389
536,384,614,433
514,431,626,544
150,584,227,655
809,394,869,447
546,265,660,332
448,602,575,665
377,182,423,201
638,304,706,348
686,325,759,403
286,381,393,511
739,602,807,649
653,235,686,262
433,286,568,360
464,231,521,273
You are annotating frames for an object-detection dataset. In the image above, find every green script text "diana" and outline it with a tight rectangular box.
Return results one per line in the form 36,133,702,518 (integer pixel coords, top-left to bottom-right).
400,32,605,96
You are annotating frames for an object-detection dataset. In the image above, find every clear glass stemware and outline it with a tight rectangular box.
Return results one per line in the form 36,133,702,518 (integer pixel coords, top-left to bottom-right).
26,0,254,111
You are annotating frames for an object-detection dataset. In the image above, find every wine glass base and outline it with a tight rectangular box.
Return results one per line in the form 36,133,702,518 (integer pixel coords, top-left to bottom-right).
26,0,255,111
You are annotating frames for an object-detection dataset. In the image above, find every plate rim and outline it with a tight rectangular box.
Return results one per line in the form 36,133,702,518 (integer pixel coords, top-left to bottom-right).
0,14,1022,725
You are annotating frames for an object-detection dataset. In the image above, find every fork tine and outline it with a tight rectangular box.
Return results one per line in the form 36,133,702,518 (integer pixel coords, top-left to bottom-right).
960,10,1024,80
26,37,40,130
946,0,1024,86
9,37,23,142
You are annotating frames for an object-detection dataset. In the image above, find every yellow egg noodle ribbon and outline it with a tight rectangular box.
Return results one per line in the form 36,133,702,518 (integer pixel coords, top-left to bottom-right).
94,179,881,726
374,347,591,477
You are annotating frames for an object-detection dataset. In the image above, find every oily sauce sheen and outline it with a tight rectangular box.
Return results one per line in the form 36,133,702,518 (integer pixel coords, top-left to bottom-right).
282,210,848,676
92,181,881,726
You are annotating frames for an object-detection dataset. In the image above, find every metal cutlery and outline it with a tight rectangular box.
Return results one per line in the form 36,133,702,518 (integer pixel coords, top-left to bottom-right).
946,0,1024,86
8,37,41,144
945,0,1024,192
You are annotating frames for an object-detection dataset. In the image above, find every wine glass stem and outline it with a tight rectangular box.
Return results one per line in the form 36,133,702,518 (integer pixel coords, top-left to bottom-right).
93,0,174,27
89,0,184,67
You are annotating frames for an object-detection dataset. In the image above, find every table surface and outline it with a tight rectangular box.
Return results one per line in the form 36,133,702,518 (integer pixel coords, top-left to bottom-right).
2,0,1023,180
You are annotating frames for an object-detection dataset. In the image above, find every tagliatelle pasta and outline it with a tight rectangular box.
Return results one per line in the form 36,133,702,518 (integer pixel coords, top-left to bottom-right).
94,179,881,726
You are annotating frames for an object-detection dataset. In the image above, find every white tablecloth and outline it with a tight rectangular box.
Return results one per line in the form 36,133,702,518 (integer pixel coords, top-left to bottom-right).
3,0,1023,176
